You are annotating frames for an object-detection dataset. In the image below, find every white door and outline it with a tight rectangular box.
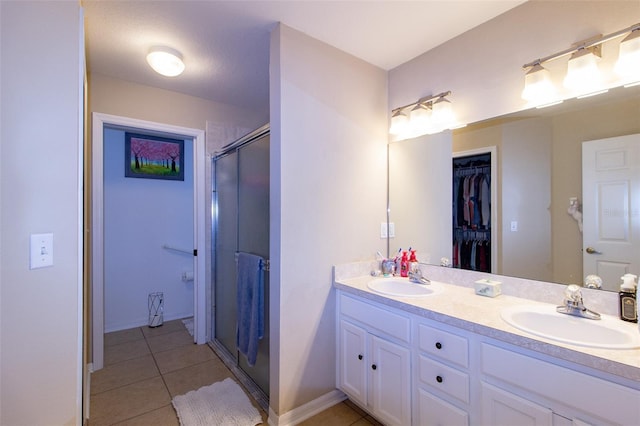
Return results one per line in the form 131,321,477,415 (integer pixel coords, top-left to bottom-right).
582,134,640,291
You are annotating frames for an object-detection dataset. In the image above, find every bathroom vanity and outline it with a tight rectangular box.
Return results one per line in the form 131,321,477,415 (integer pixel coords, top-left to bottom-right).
334,263,640,426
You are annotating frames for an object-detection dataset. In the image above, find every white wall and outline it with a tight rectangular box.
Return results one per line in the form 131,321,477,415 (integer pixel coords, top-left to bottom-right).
0,1,82,424
103,128,194,331
389,1,640,129
270,24,388,415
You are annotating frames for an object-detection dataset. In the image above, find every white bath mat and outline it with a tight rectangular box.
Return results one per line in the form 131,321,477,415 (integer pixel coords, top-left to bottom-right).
172,378,262,426
182,317,194,336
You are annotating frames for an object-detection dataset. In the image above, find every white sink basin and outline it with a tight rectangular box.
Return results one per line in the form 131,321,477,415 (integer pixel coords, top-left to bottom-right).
367,278,440,297
501,304,640,349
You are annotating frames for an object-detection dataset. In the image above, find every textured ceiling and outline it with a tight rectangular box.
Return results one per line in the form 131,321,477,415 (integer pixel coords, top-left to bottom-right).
83,1,526,114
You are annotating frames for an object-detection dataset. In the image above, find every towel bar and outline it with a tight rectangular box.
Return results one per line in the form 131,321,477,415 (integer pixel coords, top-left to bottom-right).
235,252,270,272
162,244,194,255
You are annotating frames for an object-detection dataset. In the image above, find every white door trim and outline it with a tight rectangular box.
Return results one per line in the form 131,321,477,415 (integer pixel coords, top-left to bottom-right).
91,112,206,370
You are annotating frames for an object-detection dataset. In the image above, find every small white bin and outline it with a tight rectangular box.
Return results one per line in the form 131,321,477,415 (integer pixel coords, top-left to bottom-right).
148,292,164,327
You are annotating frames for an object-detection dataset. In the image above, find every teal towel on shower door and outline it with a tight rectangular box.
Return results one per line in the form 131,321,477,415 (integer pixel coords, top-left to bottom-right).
236,252,264,366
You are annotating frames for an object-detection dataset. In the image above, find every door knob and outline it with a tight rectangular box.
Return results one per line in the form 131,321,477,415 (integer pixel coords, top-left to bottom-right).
585,247,602,254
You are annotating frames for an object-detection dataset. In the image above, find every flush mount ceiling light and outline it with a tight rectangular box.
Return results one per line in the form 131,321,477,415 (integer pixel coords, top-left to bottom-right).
521,23,639,104
146,46,185,77
389,91,454,139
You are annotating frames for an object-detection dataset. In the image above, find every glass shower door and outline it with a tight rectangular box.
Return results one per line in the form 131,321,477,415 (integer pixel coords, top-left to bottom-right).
213,132,270,397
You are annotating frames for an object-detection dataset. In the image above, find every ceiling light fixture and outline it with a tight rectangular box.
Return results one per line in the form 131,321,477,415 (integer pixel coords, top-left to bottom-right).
521,23,639,104
389,91,455,139
146,46,185,77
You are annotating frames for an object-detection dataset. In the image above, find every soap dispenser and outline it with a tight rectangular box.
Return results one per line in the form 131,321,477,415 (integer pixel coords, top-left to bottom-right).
408,250,418,274
618,273,638,323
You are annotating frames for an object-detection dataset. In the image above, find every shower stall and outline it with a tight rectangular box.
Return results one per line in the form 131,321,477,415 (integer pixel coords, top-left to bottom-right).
211,125,270,406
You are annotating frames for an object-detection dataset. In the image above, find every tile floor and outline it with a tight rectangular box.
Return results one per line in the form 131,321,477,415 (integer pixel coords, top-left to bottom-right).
89,319,380,426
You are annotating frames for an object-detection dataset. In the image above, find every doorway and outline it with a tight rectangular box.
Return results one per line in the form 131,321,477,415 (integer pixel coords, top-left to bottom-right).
211,125,270,400
91,113,206,371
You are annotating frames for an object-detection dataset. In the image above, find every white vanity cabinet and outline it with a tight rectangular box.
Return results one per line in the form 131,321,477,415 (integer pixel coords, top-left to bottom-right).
414,321,471,426
337,293,412,425
336,288,640,426
480,343,640,426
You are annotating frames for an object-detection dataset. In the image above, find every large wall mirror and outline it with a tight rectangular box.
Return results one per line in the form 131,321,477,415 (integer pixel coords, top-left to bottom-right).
389,85,640,291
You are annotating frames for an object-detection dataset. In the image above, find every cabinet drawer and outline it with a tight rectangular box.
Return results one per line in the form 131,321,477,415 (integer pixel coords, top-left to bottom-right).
481,343,640,425
418,355,470,404
340,293,411,344
417,322,468,368
417,387,469,426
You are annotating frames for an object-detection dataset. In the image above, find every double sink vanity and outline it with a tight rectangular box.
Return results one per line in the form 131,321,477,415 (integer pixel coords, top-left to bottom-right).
334,261,640,426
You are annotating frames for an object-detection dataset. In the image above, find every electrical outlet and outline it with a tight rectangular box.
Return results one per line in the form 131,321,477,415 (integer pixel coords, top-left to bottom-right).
510,221,518,232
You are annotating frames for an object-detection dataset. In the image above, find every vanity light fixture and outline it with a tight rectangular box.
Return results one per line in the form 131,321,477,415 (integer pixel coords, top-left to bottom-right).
389,91,455,138
521,63,556,103
389,109,410,135
521,22,640,103
615,27,640,85
563,46,603,94
146,46,185,77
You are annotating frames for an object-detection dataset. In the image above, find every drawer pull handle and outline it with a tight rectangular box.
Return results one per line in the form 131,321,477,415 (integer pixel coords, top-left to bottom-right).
371,364,377,370
358,354,363,360
435,342,442,350
436,375,443,383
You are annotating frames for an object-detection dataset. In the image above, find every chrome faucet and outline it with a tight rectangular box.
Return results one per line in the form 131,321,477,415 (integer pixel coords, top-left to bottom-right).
408,268,430,284
556,285,601,320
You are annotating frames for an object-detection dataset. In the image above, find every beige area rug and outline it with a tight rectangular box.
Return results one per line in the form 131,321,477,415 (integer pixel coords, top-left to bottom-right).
172,378,262,426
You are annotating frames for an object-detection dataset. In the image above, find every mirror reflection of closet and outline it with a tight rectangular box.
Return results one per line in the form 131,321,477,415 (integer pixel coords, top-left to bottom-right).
452,148,496,273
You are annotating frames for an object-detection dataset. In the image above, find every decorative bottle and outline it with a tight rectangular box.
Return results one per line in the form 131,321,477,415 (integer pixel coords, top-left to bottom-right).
400,251,409,278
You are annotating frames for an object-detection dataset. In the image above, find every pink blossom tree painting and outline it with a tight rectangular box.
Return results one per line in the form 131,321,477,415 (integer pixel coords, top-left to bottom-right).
125,132,184,181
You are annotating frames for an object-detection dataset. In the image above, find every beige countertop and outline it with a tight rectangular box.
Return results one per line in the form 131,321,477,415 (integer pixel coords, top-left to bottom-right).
334,273,640,386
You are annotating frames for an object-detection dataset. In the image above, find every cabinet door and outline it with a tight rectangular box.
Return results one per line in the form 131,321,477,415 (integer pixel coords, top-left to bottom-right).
339,320,367,407
482,382,553,426
370,335,411,426
417,387,469,426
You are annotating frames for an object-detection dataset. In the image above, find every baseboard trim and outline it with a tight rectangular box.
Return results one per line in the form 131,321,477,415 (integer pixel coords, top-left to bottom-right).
267,389,346,426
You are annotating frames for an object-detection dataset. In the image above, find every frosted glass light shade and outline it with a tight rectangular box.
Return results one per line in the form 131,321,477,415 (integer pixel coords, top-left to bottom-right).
563,49,602,93
522,64,557,103
389,110,409,135
409,104,431,128
431,97,454,130
615,29,640,82
146,47,185,77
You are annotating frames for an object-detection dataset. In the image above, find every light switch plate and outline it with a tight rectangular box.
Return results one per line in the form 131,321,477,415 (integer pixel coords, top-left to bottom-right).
30,233,53,269
389,222,395,238
380,222,388,238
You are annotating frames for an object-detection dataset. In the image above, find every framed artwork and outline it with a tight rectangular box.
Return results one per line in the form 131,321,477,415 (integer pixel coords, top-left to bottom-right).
125,132,184,181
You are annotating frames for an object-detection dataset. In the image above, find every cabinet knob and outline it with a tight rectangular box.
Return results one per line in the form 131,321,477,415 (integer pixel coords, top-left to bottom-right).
436,375,443,383
435,342,442,350
358,354,363,360
371,364,377,370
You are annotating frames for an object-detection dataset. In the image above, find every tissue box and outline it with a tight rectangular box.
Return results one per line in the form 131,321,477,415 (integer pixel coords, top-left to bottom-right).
474,279,502,298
